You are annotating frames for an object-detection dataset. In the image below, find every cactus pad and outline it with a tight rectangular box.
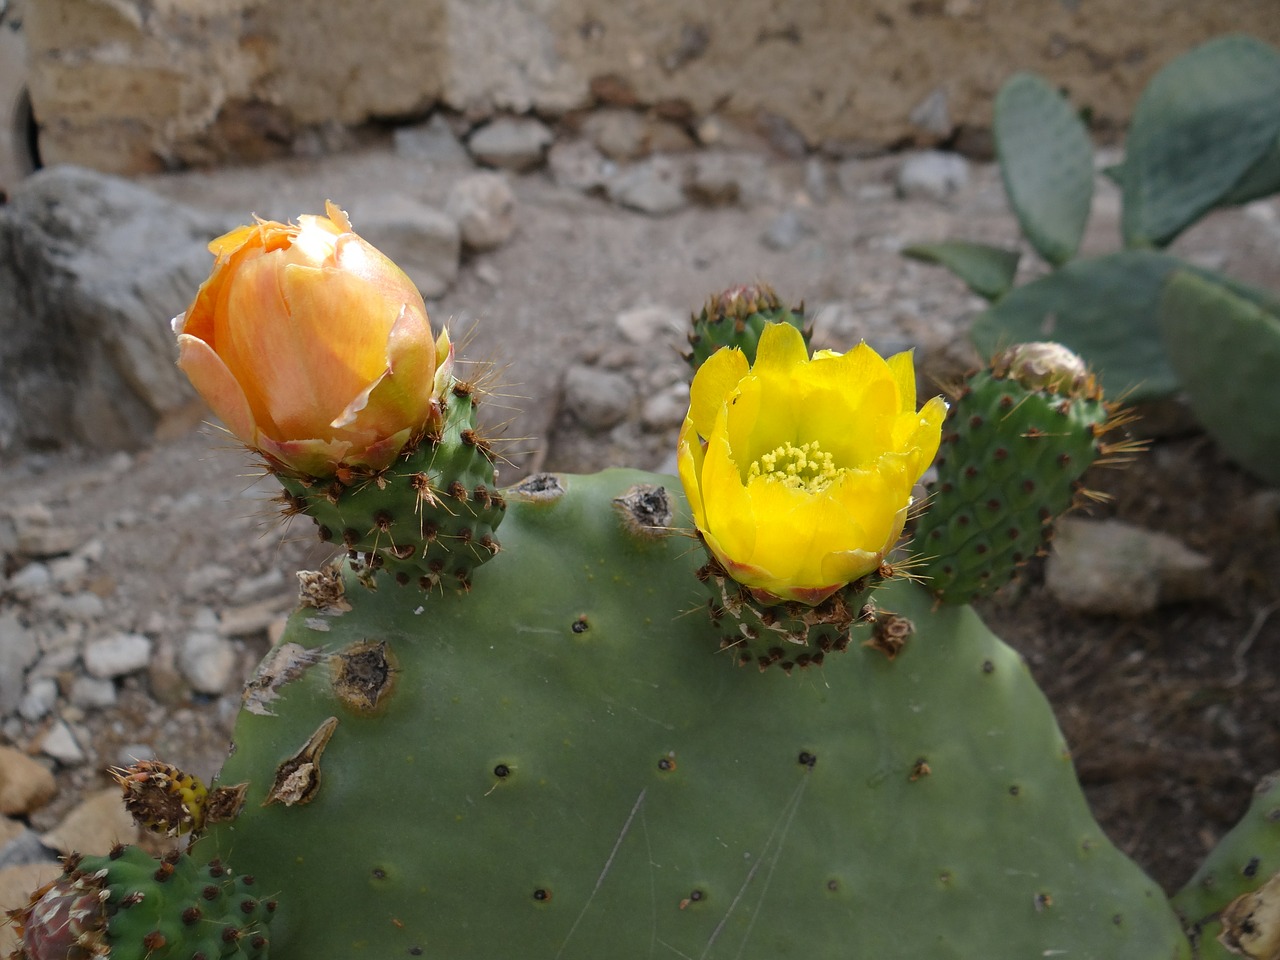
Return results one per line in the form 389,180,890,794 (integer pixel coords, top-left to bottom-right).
685,283,808,371
196,469,1187,960
7,845,273,960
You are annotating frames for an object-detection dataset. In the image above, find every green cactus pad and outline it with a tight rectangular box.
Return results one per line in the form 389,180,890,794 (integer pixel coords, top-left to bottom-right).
685,283,808,371
902,240,1021,301
911,345,1113,604
276,382,504,591
9,845,273,960
1172,772,1280,959
198,469,1188,960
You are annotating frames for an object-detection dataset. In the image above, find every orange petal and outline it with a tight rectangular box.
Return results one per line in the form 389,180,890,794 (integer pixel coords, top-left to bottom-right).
175,334,258,445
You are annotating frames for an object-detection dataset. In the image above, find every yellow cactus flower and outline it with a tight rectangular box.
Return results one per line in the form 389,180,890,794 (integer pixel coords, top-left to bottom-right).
677,323,946,605
174,201,450,477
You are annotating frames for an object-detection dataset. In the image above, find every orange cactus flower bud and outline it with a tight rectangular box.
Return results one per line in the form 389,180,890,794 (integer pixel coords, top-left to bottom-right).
173,201,445,477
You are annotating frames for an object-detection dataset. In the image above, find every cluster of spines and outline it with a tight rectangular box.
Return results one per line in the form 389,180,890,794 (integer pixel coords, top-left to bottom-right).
274,376,506,591
6,845,273,960
684,282,809,370
696,556,884,673
912,343,1139,603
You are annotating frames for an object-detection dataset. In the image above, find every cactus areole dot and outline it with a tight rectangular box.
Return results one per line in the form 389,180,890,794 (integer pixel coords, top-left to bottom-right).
677,322,945,605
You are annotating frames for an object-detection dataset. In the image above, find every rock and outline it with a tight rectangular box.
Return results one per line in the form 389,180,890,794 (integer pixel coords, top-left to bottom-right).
641,383,691,431
445,173,517,252
0,862,62,956
896,150,970,202
607,157,689,215
563,366,636,431
219,596,294,637
547,139,614,194
18,678,58,723
909,87,953,139
1046,517,1214,616
179,632,239,695
392,115,472,167
16,525,81,559
182,562,235,600
230,567,287,605
0,746,56,815
581,109,695,161
761,208,815,251
615,305,684,346
687,152,773,207
68,676,117,710
0,827,52,869
82,632,153,679
346,196,460,299
47,554,88,588
39,720,86,765
5,561,51,599
39,591,106,622
41,787,140,856
0,166,223,454
466,116,554,172
0,613,39,718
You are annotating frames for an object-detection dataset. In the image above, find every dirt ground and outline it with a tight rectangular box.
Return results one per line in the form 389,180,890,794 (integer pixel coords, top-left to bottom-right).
3,140,1279,898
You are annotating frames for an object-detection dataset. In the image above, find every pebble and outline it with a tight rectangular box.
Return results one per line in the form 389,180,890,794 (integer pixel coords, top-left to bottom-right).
40,720,86,765
445,172,517,252
179,632,239,695
47,554,88,588
761,208,815,251
17,525,81,559
83,632,153,679
392,114,472,167
547,139,613,194
641,383,690,431
615,305,684,345
896,150,970,202
0,613,38,717
563,366,636,431
5,562,51,599
607,156,689,215
582,108,651,160
0,746,56,814
687,152,772,207
182,562,235,599
1046,517,1213,616
218,596,290,637
68,675,117,710
40,788,140,856
18,678,58,722
40,591,107,621
230,567,287,605
467,116,554,172
0,822,50,870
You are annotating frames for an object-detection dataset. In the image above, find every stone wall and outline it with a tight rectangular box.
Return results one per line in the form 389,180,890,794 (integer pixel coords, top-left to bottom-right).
21,0,1280,175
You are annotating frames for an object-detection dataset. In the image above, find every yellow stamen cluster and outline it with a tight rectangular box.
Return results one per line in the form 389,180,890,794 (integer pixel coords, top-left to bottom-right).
747,441,840,493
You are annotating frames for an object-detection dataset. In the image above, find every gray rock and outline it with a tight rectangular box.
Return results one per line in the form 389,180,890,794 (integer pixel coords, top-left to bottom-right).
1046,517,1214,616
896,150,970,202
761,208,815,251
0,613,38,717
182,563,235,600
0,827,54,869
563,366,636,431
640,384,690,431
179,632,238,695
346,196,460,299
467,116,554,172
0,166,224,454
230,567,287,605
47,554,88,589
615,305,684,346
5,562,50,599
687,152,773,207
582,109,650,160
68,676,117,710
39,720,86,766
40,591,106,622
547,139,614,194
392,115,472,167
18,678,58,722
445,173,517,252
607,157,689,216
83,632,153,679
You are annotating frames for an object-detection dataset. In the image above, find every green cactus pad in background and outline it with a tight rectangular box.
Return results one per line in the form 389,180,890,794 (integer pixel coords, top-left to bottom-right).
684,283,808,371
1159,270,1280,487
994,72,1095,266
1121,34,1280,249
1172,772,1280,959
901,240,1021,301
7,844,273,960
197,469,1188,960
275,377,505,591
911,343,1116,604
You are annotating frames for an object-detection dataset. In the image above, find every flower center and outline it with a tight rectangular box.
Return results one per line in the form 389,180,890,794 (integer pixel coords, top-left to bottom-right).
747,440,840,493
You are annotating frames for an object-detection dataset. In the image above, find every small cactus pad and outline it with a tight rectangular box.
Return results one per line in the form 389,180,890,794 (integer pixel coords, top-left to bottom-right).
198,469,1187,960
276,381,504,591
685,283,808,370
912,342,1121,604
1172,772,1280,959
7,845,273,960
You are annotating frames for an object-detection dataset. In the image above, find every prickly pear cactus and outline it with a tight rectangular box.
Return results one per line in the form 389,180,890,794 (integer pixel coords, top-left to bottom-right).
685,283,808,369
912,342,1129,604
6,845,272,960
194,469,1189,960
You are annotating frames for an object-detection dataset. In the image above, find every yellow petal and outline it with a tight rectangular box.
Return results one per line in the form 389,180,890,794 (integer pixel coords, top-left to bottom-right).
676,418,708,531
751,322,809,377
886,350,918,413
688,347,749,439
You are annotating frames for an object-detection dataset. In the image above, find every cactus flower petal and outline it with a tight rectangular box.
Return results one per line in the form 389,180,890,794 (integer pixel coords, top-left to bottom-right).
174,201,438,477
677,325,944,604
